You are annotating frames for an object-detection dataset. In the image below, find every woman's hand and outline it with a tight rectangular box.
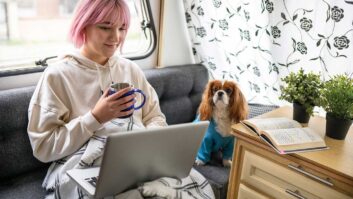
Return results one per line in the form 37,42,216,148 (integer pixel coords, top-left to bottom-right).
91,87,136,124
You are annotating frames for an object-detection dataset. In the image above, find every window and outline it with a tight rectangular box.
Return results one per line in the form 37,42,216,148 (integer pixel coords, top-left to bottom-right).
0,0,156,75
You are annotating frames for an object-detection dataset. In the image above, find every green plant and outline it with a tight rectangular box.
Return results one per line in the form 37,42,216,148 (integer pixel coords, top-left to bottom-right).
320,75,353,120
279,68,322,115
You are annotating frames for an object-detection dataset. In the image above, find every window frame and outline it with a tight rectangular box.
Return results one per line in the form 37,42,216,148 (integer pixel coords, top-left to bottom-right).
0,0,157,78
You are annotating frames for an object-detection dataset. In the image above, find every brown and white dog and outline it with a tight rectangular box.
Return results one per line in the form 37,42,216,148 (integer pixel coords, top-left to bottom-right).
195,80,248,167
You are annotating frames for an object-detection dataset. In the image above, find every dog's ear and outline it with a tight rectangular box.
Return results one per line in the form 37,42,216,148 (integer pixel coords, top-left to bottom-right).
229,83,248,123
199,81,214,121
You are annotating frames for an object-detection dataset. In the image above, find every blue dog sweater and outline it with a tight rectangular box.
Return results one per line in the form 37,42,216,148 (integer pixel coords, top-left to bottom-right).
194,115,235,163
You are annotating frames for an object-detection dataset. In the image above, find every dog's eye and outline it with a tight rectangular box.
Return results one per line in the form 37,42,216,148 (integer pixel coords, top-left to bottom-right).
212,88,219,94
225,88,233,94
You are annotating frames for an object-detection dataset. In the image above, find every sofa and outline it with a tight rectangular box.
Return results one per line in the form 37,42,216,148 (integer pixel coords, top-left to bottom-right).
0,64,278,199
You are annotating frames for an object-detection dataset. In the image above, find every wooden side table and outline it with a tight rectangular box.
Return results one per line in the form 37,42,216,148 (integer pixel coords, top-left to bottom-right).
227,106,353,199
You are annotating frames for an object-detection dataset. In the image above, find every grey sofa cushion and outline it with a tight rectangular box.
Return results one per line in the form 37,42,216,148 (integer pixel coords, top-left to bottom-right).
144,64,208,124
0,86,50,180
0,168,47,199
193,150,230,199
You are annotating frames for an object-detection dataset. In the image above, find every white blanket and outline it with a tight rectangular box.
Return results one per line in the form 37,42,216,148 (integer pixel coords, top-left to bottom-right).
42,118,215,199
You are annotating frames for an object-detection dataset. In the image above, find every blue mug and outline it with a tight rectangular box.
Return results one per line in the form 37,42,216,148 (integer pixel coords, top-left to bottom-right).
108,83,146,118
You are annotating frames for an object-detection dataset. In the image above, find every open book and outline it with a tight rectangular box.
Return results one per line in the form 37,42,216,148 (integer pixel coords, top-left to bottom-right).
240,117,328,154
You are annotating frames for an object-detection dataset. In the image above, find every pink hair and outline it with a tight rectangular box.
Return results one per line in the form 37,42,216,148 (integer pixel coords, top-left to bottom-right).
69,0,131,48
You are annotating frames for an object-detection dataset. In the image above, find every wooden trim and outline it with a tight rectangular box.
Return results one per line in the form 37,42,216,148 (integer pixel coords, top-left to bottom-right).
156,0,165,68
227,140,243,199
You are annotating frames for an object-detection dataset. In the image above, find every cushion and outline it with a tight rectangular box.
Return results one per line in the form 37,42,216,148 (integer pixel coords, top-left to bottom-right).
144,64,208,124
0,86,49,180
0,168,48,199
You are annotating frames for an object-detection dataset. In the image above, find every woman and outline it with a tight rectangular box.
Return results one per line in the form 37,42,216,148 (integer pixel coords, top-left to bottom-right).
28,0,214,198
27,0,167,198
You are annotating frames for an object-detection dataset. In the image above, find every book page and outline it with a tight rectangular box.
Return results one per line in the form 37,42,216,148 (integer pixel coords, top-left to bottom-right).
265,127,323,146
247,117,302,131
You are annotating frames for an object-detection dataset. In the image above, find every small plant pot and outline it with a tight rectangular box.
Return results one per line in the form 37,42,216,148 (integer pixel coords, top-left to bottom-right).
293,102,310,123
325,113,352,140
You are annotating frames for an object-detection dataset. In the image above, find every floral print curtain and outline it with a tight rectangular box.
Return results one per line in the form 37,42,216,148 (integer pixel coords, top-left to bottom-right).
183,0,353,105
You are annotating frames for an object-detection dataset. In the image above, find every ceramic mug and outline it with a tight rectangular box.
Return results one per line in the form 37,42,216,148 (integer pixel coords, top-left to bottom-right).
108,82,146,118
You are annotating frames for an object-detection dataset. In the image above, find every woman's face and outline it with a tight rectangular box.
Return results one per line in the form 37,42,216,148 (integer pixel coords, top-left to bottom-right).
81,22,126,65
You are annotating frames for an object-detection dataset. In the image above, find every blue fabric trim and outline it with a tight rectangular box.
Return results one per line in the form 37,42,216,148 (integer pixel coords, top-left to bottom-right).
194,115,235,163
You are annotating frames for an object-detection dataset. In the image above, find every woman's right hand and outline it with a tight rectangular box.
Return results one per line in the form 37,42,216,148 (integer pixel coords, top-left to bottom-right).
91,87,136,124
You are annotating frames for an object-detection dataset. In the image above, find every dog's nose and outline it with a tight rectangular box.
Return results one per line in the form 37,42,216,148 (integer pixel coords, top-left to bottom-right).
217,92,224,97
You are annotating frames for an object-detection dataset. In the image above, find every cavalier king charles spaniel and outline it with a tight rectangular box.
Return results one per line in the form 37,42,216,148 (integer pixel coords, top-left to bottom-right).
195,80,248,167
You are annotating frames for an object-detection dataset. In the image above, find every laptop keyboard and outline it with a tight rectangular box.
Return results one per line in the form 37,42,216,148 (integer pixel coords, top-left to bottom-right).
85,176,98,187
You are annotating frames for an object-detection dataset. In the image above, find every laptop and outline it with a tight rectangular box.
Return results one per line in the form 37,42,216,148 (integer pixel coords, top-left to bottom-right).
66,121,209,198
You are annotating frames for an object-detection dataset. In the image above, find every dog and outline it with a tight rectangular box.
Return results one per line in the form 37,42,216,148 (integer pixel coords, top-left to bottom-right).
195,80,248,167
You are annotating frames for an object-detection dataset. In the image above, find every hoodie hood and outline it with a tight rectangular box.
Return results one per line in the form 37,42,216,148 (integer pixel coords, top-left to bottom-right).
60,50,118,70
60,50,119,91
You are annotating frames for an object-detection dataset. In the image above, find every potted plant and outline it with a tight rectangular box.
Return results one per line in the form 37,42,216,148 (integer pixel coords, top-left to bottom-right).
320,74,353,140
279,68,322,123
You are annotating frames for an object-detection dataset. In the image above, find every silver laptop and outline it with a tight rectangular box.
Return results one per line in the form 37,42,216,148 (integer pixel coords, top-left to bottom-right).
67,121,209,198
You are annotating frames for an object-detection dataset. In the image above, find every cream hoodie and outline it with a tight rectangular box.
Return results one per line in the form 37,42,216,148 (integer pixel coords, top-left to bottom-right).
27,51,167,162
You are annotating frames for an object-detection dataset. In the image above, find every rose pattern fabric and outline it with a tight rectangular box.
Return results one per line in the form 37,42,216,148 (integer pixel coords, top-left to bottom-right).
196,27,207,38
331,6,344,22
197,7,204,16
265,0,274,13
334,36,350,50
297,42,308,54
300,17,313,32
212,0,221,8
219,19,228,30
271,26,281,38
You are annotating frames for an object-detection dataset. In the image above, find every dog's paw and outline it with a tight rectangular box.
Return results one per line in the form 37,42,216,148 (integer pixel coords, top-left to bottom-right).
195,159,206,166
139,181,175,199
222,159,232,167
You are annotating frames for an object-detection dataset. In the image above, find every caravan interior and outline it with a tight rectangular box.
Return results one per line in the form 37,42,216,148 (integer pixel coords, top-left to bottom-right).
0,0,352,199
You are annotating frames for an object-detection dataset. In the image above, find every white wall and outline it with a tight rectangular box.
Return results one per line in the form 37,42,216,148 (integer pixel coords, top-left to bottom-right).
158,0,195,67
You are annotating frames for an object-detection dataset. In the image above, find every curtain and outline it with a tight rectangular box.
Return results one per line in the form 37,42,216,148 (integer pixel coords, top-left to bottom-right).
183,0,353,105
